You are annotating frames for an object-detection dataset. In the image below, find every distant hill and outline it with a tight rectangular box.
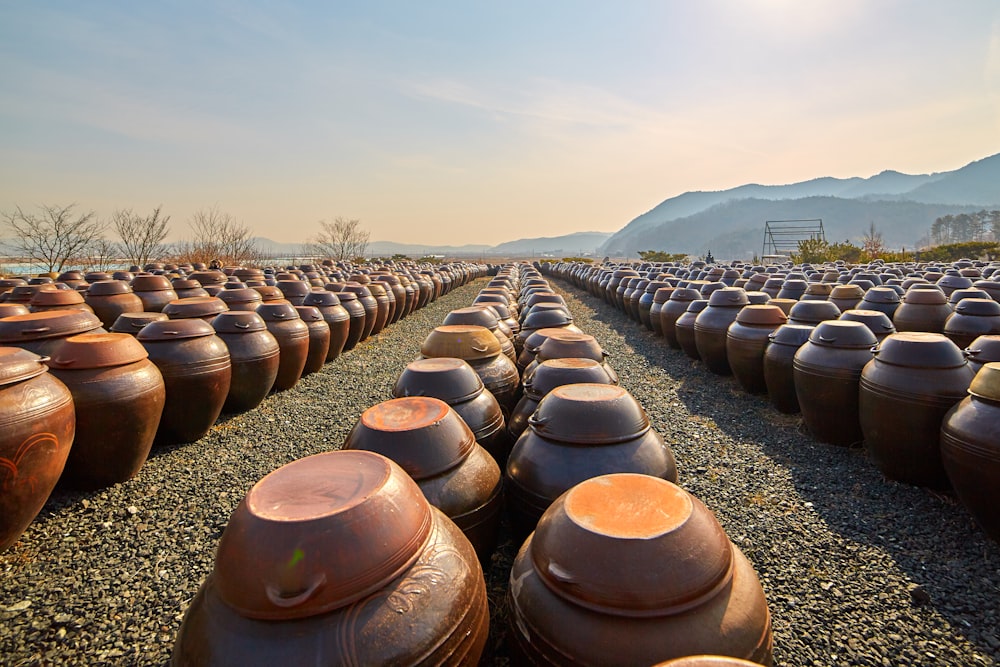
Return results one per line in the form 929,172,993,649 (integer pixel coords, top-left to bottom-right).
600,152,1000,258
489,231,612,256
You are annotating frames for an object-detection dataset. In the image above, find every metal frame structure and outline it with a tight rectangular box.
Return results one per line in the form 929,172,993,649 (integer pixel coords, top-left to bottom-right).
762,219,825,258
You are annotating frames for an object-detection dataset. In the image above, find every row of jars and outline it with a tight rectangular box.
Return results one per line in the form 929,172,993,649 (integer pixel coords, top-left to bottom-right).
171,263,774,665
542,259,1000,546
0,261,490,554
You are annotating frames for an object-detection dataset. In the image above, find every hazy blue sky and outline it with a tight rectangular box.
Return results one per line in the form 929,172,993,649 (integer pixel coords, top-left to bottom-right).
1,1,998,246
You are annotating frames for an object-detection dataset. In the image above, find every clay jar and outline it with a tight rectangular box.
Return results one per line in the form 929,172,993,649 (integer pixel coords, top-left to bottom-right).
860,287,901,319
515,327,566,375
893,288,952,333
212,312,280,414
301,290,350,361
787,300,842,327
941,362,1000,543
443,306,516,364
522,330,618,385
367,282,393,334
505,383,678,537
138,319,232,445
84,280,145,329
727,304,788,395
256,302,309,392
860,333,974,489
293,306,331,376
640,282,671,331
330,290,367,351
0,347,75,551
276,279,310,306
507,474,773,666
661,288,702,349
337,282,379,341
47,333,165,489
29,287,93,313
694,287,749,375
943,298,1000,350
649,287,675,336
172,279,210,299
839,309,896,342
676,300,709,361
420,325,521,416
163,296,230,323
828,284,865,312
793,321,878,446
374,275,407,324
393,357,510,467
0,310,105,357
509,358,616,440
130,275,178,312
110,312,169,336
217,288,263,312
965,335,1000,373
173,451,489,665
345,397,503,563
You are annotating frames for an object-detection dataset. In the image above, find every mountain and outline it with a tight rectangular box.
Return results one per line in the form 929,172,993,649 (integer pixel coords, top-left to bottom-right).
489,232,612,256
600,152,1000,258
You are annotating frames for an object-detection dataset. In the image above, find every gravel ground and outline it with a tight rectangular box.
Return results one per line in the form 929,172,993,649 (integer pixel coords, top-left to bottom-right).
2,272,999,666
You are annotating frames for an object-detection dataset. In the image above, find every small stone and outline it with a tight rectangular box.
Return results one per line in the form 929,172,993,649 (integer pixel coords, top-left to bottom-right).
5,600,31,613
908,583,931,606
126,506,139,516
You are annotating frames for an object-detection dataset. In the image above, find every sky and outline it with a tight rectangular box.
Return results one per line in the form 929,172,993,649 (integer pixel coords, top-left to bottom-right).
1,1,998,248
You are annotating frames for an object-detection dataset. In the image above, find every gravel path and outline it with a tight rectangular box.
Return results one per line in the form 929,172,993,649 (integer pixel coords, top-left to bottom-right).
2,273,998,666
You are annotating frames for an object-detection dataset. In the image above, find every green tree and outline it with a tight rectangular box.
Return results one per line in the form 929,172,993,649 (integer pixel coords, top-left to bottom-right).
638,250,688,263
791,238,832,263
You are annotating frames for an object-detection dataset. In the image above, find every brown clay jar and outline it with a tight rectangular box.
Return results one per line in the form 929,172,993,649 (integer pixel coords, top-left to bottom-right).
130,275,178,312
893,288,952,333
28,287,94,313
256,302,309,392
661,288,703,349
943,298,1000,350
302,290,350,361
727,304,788,395
110,312,169,336
163,296,230,323
47,333,165,489
345,397,503,563
138,319,232,445
212,312,280,413
337,282,379,341
420,325,521,416
676,300,709,361
0,348,75,551
330,290,366,351
941,362,1000,543
0,310,105,357
507,474,773,666
293,306,331,376
509,358,617,441
84,280,145,329
965,335,1000,374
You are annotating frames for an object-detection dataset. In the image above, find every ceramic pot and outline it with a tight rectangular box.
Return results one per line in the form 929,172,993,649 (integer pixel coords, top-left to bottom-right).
726,305,788,395
420,325,520,415
293,306,331,376
212,312,280,413
256,302,309,391
943,298,1000,350
0,310,105,357
302,291,351,361
676,300,709,361
84,280,145,329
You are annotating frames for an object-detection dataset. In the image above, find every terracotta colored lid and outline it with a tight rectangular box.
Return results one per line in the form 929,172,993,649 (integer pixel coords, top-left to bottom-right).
530,473,733,615
0,346,49,386
137,318,217,341
294,305,324,322
345,397,476,478
873,332,966,368
443,306,501,330
218,287,263,305
734,304,787,326
830,284,865,299
86,279,133,296
970,361,1000,401
768,323,815,346
277,280,311,297
0,310,103,342
653,656,765,667
109,312,169,333
904,288,949,305
188,270,227,286
338,282,373,298
421,325,501,360
393,357,485,404
0,303,30,318
48,332,148,369
212,311,267,333
256,302,301,321
333,290,358,302
162,296,229,320
525,358,615,400
529,383,650,444
953,298,1000,317
30,288,86,307
214,451,433,620
171,279,203,290
302,290,342,307
809,320,878,348
130,275,173,291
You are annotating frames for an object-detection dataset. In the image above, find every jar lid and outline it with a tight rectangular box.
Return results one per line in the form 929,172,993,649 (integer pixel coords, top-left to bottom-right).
830,284,865,299
668,288,701,302
420,325,501,360
0,346,49,386
525,358,615,400
345,397,476,478
903,289,948,305
808,320,878,348
137,318,217,341
109,312,169,333
529,383,650,444
302,290,342,307
85,279,133,296
47,332,148,369
256,302,301,321
970,362,1000,401
130,275,173,291
734,304,787,326
212,311,267,333
294,305,324,322
0,310,103,342
338,282,373,298
768,323,815,346
535,331,607,364
393,357,485,404
529,474,733,616
162,296,229,320
872,332,966,368
171,279,203,290
953,298,1000,317
30,288,86,307
839,309,896,335
443,306,500,330
862,287,901,304
788,300,842,324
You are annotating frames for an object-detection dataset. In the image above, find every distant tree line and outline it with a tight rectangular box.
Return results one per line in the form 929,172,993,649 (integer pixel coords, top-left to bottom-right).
928,210,1000,246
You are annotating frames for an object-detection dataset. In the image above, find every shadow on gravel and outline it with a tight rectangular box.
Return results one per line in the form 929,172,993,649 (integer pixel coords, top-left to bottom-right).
553,279,1000,662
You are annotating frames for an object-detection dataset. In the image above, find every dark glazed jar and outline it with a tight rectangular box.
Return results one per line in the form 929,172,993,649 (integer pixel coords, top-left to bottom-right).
276,279,310,306
337,282,379,341
0,310,105,357
943,298,1000,350
941,363,1000,543
505,383,678,537
367,282,393,333
130,275,178,312
301,290,350,361
893,288,952,333
839,309,896,342
676,300,709,361
212,312,280,414
138,319,232,445
330,290,366,351
110,312,169,336
964,335,1000,374
47,333,165,489
507,474,773,666
293,306,331,376
860,333,974,489
420,325,521,416
522,330,617,385
793,321,878,446
787,300,842,327
694,287,749,375
443,306,516,364
217,288,263,312
172,279,210,299
0,347,75,551
726,304,788,395
256,302,309,391
509,358,617,441
661,288,702,349
393,357,510,467
345,397,503,564
860,286,901,319
84,280,145,329
649,287,675,336
172,451,489,665
828,284,865,312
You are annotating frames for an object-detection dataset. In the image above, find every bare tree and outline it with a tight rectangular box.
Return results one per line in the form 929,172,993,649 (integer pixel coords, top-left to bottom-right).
310,217,370,261
112,206,170,268
860,222,886,261
77,237,122,273
2,203,106,274
182,206,261,267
